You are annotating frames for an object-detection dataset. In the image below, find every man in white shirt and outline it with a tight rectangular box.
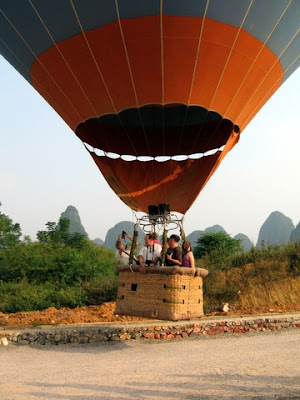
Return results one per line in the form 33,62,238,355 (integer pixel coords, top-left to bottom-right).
138,233,161,269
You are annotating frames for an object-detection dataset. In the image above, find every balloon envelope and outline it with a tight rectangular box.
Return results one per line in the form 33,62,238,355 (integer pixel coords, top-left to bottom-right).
1,1,299,213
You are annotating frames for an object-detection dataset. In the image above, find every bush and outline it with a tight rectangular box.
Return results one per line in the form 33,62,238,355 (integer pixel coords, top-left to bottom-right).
194,232,241,270
0,275,119,313
0,279,56,313
0,237,119,313
202,241,300,311
83,275,119,305
231,241,300,277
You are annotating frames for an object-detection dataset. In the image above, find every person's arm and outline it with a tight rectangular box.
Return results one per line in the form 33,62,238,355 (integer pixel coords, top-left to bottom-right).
170,256,181,266
151,244,162,266
166,251,181,266
151,256,161,266
189,252,196,269
138,254,147,273
125,232,133,241
138,254,146,267
125,232,139,250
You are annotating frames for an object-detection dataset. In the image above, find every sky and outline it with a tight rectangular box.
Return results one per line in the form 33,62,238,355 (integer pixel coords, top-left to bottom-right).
0,55,299,245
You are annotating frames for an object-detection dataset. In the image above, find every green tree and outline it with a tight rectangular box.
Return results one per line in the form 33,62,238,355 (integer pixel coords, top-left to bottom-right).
0,203,22,249
194,231,240,257
37,218,86,249
194,231,241,270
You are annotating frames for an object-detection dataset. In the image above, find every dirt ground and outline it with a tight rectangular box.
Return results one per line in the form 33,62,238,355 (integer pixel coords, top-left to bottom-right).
1,301,299,327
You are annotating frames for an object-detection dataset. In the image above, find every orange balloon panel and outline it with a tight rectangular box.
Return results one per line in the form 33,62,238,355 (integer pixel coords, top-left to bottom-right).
30,16,284,133
89,130,240,214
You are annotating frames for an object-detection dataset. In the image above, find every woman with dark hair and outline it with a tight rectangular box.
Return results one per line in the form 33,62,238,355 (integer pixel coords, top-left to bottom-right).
181,241,195,269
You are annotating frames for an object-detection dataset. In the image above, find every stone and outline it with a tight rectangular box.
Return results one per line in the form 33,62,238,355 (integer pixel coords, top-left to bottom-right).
0,337,8,346
132,332,142,340
207,328,223,335
119,333,131,341
143,332,154,339
147,326,154,331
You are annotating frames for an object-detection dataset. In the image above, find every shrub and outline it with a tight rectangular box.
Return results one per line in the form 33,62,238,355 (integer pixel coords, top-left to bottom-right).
194,232,241,270
0,237,119,313
0,279,56,313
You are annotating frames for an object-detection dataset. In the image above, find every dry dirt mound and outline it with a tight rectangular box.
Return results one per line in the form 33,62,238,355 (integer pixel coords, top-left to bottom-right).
0,301,299,328
0,302,148,327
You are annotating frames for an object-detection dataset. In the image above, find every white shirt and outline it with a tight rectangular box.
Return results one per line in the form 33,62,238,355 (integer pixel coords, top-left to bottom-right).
138,243,162,264
115,249,130,265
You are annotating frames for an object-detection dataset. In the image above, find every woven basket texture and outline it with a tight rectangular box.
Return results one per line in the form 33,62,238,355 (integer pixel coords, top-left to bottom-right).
115,267,204,320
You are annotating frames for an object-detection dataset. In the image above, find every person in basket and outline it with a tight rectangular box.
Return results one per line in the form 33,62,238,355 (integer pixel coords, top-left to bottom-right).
115,231,138,264
165,234,182,266
138,233,162,272
181,241,196,269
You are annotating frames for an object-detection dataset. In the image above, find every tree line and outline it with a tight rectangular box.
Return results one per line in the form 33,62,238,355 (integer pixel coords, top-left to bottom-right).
0,206,117,312
0,205,299,313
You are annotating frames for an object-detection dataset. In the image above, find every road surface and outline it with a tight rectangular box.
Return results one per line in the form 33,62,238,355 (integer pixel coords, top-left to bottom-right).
1,329,299,399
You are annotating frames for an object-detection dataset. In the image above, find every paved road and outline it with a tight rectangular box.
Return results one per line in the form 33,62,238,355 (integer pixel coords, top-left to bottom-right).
1,329,299,399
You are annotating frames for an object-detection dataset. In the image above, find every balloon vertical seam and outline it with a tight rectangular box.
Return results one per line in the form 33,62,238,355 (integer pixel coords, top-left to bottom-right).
236,26,299,129
190,0,253,156
176,0,209,156
0,5,82,125
114,0,152,163
224,0,294,130
242,53,300,129
69,0,117,116
28,0,96,119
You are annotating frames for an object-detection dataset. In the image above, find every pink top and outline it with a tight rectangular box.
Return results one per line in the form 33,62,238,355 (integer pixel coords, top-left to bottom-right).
181,252,191,267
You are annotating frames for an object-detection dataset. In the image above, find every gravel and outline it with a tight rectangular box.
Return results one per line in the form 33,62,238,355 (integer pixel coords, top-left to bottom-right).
1,329,299,399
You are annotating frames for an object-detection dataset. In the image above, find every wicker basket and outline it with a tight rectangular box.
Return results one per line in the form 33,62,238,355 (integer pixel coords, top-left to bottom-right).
114,265,209,320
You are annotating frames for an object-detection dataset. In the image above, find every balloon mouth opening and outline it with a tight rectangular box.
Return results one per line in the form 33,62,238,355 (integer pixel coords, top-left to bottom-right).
76,105,240,159
84,143,225,161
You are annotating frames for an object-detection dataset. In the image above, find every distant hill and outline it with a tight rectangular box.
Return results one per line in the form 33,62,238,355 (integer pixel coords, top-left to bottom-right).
186,225,226,249
234,233,253,251
93,238,104,246
256,211,294,248
60,205,88,237
186,230,204,249
104,221,145,250
205,224,226,234
290,222,300,242
57,207,298,251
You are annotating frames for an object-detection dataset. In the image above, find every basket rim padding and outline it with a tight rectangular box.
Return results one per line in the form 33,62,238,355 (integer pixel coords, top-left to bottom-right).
116,264,209,277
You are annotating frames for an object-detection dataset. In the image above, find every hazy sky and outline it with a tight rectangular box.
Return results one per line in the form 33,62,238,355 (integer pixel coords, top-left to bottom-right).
0,55,299,245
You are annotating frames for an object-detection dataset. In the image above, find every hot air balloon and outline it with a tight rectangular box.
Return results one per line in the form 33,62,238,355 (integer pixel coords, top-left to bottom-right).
1,0,299,216
1,1,299,320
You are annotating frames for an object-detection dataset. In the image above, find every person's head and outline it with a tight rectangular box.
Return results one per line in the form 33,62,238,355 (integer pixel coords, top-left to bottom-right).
145,233,155,246
115,239,124,251
182,241,191,252
152,232,158,239
169,234,180,248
